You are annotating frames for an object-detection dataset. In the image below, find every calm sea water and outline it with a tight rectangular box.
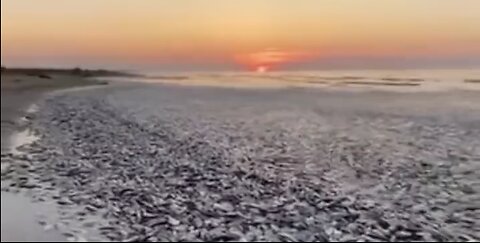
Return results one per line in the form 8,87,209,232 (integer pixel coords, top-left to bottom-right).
104,69,480,92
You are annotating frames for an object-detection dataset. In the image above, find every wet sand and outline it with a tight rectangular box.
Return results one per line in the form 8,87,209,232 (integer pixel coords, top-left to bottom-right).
1,72,109,241
0,192,65,242
1,72,106,151
1,91,65,241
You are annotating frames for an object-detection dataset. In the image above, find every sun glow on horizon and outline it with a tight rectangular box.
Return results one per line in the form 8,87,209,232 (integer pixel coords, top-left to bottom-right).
235,48,315,71
2,0,480,70
256,65,268,73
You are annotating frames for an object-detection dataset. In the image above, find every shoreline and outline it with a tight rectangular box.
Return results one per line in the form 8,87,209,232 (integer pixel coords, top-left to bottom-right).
1,72,115,242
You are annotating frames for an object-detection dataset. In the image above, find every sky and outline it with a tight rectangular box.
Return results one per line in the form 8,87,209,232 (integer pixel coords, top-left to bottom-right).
1,0,480,71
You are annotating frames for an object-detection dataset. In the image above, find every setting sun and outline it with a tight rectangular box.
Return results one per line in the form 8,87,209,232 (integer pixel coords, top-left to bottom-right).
256,66,268,73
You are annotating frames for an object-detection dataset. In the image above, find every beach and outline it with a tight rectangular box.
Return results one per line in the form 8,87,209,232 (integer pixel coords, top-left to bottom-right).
1,75,479,241
1,70,111,241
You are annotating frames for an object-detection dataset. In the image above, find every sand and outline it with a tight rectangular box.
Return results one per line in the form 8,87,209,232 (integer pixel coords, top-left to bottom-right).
0,71,109,241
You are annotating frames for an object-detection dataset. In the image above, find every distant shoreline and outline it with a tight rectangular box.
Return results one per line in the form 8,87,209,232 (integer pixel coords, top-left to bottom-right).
1,66,140,78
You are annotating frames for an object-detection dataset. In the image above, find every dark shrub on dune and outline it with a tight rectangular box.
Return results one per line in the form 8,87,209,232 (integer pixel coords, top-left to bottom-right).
71,67,97,77
464,79,480,83
38,74,52,79
71,67,86,76
25,71,51,79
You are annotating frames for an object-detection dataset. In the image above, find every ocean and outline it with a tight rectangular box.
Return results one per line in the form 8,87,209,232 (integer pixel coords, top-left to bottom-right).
103,69,480,92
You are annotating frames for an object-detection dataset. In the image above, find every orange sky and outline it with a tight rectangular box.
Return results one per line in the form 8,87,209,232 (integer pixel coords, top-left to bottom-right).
2,0,480,70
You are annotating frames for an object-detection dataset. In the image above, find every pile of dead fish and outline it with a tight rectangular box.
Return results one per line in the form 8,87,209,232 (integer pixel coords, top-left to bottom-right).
2,89,479,242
